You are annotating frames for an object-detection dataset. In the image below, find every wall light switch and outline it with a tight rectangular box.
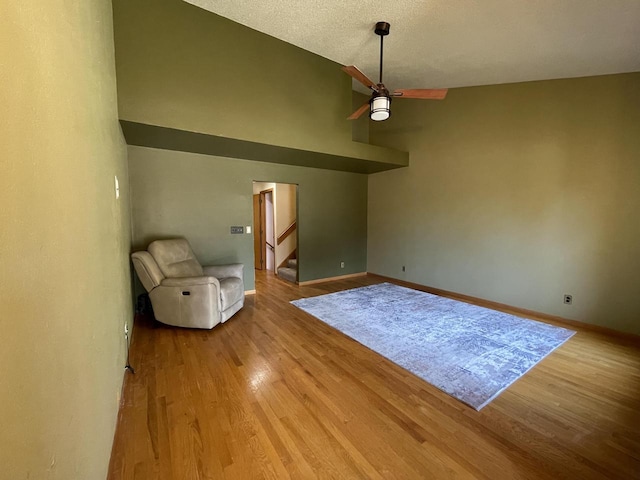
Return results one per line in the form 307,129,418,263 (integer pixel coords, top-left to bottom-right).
114,175,120,199
246,226,252,234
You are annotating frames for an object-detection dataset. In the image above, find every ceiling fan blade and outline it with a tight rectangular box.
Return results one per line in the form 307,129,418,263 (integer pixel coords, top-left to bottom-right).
342,65,379,92
347,102,370,120
392,88,448,100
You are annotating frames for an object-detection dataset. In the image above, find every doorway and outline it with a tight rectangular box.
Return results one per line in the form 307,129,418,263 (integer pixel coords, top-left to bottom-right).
252,182,298,284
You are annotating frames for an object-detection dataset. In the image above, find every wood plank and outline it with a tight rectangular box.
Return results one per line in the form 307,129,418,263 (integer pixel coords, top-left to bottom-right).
108,271,640,479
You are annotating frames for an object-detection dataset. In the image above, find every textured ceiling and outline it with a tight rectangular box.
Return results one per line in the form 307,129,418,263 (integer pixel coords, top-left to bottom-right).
184,0,640,92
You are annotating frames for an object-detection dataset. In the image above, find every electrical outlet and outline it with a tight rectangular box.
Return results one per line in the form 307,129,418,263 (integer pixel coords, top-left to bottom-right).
124,323,129,335
564,294,573,305
340,261,345,268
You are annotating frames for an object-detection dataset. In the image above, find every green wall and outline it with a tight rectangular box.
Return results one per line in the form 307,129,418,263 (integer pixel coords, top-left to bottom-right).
113,0,396,286
129,146,368,289
112,0,406,167
0,0,133,478
368,73,640,334
352,91,371,144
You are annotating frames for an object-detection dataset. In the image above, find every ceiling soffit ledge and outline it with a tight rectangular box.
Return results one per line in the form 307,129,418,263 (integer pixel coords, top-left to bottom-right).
120,121,409,174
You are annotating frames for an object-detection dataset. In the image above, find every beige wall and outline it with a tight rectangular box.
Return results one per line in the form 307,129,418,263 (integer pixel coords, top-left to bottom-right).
253,182,276,195
369,73,640,334
129,146,368,288
274,183,298,269
0,1,133,478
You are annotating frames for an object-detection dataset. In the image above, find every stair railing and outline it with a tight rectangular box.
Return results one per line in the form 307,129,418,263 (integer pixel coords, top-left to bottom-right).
276,220,297,245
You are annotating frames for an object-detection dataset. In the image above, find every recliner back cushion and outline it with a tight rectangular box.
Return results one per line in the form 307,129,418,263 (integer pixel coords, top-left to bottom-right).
148,239,204,278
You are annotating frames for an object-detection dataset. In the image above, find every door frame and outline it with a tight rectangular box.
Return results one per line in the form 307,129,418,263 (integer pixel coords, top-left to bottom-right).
254,188,274,271
253,193,263,270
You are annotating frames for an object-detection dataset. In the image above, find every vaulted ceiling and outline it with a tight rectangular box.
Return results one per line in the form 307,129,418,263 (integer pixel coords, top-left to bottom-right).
184,0,640,92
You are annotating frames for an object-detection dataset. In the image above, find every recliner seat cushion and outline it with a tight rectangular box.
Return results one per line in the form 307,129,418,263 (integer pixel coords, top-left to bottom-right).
219,277,244,310
149,239,204,278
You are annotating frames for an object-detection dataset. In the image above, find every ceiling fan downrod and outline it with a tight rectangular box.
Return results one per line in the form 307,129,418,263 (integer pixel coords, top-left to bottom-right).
375,22,390,85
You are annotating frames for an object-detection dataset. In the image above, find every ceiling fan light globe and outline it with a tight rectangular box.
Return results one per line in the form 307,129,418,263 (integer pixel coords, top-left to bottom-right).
370,110,390,121
370,96,391,121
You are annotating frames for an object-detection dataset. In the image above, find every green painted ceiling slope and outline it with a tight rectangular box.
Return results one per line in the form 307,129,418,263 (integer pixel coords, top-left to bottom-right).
113,0,408,173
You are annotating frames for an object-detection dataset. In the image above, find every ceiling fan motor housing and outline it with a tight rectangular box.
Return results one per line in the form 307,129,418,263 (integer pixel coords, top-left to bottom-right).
372,84,391,99
370,84,392,121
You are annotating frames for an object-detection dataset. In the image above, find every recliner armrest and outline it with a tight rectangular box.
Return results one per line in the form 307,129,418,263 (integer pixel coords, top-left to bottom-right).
161,276,221,288
132,251,165,292
203,263,244,280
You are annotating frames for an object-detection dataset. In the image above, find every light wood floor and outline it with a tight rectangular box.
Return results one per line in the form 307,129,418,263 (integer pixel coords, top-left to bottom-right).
108,271,640,479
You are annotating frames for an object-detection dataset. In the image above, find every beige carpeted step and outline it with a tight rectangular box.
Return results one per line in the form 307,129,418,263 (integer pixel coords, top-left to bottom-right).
278,266,297,283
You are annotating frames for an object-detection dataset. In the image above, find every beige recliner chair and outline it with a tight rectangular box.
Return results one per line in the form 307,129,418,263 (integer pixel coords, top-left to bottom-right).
131,239,244,329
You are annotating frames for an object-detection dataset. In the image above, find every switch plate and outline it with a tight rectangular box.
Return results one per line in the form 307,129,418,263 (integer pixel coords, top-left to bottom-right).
246,226,252,234
230,226,244,234
340,261,345,268
114,175,120,199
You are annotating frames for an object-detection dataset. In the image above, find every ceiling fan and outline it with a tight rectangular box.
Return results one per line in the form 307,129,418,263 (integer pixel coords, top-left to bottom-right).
343,22,448,121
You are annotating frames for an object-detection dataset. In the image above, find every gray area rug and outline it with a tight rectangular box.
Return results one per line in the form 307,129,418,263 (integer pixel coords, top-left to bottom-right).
291,283,575,410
